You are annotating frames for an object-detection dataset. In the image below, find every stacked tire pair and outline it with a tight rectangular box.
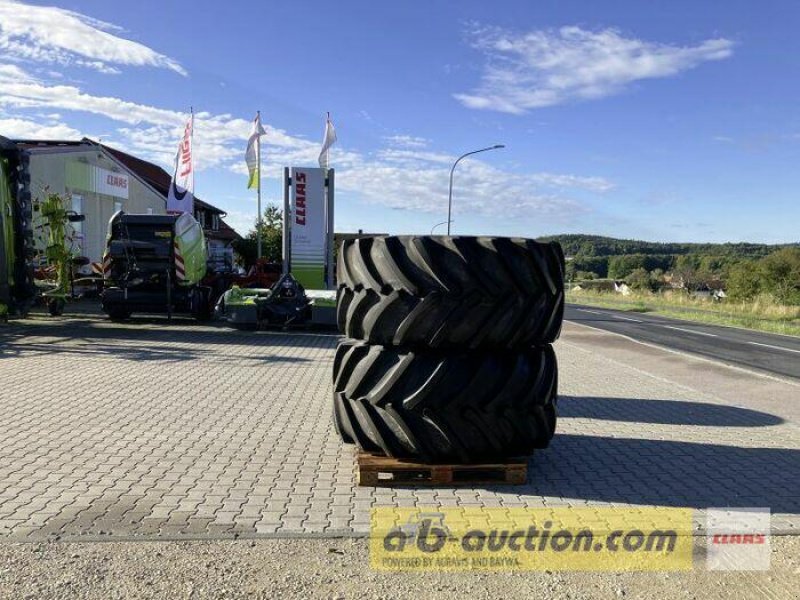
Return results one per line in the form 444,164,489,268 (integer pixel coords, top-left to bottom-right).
333,235,565,463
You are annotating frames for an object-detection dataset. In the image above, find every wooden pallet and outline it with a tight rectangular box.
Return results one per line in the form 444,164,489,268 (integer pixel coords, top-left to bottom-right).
357,452,528,487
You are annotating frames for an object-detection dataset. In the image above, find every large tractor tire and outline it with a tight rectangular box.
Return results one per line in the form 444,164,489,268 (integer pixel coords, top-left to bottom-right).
337,236,565,350
333,340,558,463
105,304,131,321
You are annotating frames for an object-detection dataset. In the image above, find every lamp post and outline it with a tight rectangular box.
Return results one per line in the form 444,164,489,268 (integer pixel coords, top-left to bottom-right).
431,220,450,234
447,144,504,235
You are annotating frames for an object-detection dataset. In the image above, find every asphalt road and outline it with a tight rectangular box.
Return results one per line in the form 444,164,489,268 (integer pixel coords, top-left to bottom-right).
565,304,800,380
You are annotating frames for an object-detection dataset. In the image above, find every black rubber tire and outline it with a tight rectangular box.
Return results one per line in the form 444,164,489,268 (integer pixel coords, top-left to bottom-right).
332,340,557,463
47,298,65,317
105,304,131,321
192,287,213,322
337,236,565,350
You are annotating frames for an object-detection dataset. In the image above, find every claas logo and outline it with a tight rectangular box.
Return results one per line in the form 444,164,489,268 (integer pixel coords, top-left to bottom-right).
295,172,306,225
711,534,766,545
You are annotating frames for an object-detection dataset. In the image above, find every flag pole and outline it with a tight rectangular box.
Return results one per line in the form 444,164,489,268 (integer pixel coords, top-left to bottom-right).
325,112,330,171
190,106,194,216
256,110,262,260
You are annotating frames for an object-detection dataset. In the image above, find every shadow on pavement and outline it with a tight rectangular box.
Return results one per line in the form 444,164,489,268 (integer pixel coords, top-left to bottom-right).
559,395,784,427
0,317,339,362
521,434,799,513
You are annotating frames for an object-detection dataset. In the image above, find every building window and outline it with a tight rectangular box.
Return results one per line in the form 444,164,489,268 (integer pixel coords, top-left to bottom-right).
196,210,206,228
212,214,220,231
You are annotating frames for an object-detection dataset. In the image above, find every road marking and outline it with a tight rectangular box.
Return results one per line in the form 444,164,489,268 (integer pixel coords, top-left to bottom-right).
612,315,642,323
566,320,800,388
577,309,605,315
748,341,800,355
662,325,718,338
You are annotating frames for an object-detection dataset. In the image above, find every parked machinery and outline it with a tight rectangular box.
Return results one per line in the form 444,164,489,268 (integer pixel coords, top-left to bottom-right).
215,272,337,330
101,211,212,321
0,138,35,316
33,192,86,316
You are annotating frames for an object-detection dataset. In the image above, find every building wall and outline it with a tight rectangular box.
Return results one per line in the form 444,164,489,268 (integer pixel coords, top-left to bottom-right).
28,149,165,264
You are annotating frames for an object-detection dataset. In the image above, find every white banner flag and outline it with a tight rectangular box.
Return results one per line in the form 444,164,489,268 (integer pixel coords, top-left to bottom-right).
167,114,194,214
318,114,337,170
246,112,266,189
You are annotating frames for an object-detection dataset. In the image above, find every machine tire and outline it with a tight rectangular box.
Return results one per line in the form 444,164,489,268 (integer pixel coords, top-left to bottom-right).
332,340,557,463
337,236,565,350
106,305,131,321
192,287,213,322
47,298,65,317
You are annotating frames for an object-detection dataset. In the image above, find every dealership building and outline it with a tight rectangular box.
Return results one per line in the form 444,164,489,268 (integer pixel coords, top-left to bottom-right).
12,138,240,268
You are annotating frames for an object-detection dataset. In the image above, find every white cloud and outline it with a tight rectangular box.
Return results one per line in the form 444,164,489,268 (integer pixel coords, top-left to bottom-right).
376,148,455,166
0,65,323,175
455,25,734,113
0,64,611,227
529,172,615,193
384,134,430,149
340,147,605,218
0,116,82,139
0,0,186,76
0,63,37,82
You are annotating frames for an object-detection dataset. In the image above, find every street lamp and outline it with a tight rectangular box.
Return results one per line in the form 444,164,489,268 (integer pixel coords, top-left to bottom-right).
447,144,504,235
431,220,450,234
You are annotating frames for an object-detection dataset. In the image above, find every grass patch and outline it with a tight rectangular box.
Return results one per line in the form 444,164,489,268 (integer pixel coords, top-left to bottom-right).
567,290,800,337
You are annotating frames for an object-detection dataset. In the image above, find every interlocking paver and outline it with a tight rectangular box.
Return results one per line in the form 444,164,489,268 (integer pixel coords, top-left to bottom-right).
0,315,798,541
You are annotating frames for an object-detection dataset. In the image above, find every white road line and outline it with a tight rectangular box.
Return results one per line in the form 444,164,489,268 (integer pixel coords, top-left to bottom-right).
662,325,718,338
748,341,800,355
576,308,641,322
612,315,642,323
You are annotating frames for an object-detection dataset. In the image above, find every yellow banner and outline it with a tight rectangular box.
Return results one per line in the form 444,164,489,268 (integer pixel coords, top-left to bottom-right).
370,507,694,572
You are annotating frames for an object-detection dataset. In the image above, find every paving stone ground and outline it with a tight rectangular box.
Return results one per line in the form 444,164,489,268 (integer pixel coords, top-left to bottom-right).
0,311,798,542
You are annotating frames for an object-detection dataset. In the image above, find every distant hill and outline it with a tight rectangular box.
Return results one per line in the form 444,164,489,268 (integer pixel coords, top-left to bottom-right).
535,234,798,259
535,234,800,280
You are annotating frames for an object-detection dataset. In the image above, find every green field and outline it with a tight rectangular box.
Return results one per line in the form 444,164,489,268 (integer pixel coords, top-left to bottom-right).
567,289,800,337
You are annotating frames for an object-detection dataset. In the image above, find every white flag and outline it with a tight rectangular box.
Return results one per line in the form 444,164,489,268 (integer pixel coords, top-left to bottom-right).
246,112,266,189
167,114,194,214
318,114,337,170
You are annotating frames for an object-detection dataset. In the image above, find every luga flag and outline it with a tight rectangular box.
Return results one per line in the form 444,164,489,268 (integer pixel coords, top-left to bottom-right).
318,113,337,170
246,112,266,189
167,114,194,214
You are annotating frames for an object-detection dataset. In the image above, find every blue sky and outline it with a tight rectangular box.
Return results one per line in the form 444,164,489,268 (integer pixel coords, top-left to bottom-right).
1,0,798,243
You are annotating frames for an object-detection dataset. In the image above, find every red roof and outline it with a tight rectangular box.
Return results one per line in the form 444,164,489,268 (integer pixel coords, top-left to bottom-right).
100,143,241,241
14,137,241,241
100,143,224,213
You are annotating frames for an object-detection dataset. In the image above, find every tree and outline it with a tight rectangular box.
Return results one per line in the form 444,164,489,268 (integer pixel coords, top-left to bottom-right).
726,261,761,301
574,271,598,281
232,204,284,268
759,248,800,304
608,255,645,279
672,254,702,291
260,204,283,230
572,256,609,278
626,268,652,291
